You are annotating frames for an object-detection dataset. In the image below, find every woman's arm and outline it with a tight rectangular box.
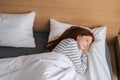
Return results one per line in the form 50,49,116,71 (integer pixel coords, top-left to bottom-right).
52,38,88,74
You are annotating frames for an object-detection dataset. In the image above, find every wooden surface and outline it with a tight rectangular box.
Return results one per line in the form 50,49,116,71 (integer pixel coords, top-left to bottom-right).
0,0,119,80
0,0,119,37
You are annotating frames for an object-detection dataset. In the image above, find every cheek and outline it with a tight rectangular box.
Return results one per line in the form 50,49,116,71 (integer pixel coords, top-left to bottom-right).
77,40,81,48
78,42,81,47
78,40,81,45
78,41,83,47
78,39,83,44
77,38,84,48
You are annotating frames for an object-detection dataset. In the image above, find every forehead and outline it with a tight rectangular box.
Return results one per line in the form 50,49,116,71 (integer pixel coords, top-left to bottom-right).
80,35,93,41
79,35,92,38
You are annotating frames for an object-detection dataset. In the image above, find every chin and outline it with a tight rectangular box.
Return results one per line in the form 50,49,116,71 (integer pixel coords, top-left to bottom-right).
80,47,84,51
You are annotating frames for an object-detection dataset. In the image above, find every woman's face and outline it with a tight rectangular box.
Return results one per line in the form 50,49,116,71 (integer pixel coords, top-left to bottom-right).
77,35,93,51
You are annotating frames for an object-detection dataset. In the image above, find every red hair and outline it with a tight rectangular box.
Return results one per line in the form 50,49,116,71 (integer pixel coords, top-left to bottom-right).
44,26,94,52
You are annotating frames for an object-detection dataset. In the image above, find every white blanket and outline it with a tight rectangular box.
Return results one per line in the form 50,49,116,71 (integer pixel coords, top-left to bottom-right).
0,52,111,80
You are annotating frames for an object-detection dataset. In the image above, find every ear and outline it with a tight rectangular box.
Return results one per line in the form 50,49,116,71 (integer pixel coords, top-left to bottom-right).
77,35,81,39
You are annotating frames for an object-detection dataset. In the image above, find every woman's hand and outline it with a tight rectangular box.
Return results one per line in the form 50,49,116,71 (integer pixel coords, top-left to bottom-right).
83,46,90,52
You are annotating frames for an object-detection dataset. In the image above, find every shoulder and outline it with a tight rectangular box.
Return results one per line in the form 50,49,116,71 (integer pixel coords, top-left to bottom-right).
59,38,78,50
60,38,77,45
52,38,78,52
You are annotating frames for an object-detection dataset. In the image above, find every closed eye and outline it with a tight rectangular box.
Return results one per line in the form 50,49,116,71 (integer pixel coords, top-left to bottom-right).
86,39,89,43
86,39,91,45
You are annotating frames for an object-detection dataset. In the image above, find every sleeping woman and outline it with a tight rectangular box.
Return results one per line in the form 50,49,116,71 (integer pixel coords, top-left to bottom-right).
44,26,95,74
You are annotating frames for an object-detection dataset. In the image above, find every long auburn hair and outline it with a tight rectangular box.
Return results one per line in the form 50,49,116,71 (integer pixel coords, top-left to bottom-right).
44,26,94,52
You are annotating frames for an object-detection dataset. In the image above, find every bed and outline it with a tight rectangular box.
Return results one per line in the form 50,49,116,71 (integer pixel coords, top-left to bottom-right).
0,0,120,80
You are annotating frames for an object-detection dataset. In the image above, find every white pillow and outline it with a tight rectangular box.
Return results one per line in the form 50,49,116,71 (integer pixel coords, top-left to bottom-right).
49,19,73,41
88,27,111,80
49,19,111,79
0,12,36,48
49,19,90,41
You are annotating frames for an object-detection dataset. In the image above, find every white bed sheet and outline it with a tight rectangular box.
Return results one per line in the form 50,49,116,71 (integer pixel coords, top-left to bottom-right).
0,52,111,80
